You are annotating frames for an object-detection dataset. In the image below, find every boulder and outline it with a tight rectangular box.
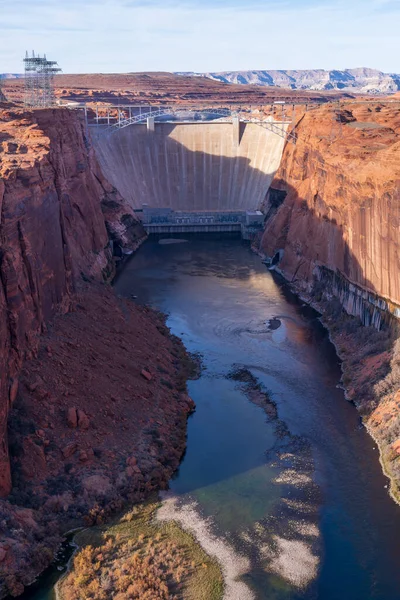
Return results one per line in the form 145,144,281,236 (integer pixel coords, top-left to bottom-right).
179,393,196,412
9,379,19,404
67,407,78,428
62,442,78,459
141,369,152,381
77,409,90,430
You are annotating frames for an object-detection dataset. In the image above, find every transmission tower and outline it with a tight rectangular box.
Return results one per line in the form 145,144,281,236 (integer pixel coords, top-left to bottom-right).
23,51,61,107
0,77,5,103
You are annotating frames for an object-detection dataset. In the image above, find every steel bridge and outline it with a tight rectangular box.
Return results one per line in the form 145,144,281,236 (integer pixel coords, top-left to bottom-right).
85,104,297,145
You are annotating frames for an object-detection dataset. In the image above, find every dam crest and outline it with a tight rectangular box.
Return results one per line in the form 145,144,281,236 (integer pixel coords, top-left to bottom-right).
90,109,290,236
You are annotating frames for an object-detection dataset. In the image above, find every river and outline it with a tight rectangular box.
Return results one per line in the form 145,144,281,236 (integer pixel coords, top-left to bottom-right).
115,236,400,600
20,235,400,600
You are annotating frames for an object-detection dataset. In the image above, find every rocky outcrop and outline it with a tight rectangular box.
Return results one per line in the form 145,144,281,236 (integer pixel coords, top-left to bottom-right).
260,101,400,327
1,283,194,597
182,68,400,94
0,106,145,496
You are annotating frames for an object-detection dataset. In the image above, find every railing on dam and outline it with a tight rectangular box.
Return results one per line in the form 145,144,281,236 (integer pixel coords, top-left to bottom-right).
84,104,297,145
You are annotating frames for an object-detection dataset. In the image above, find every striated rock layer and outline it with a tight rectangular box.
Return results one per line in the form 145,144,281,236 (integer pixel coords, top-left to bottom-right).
182,68,400,94
0,106,146,497
260,101,400,327
259,100,400,500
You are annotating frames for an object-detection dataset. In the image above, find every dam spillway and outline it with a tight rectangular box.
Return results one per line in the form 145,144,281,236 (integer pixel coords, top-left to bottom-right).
91,121,287,212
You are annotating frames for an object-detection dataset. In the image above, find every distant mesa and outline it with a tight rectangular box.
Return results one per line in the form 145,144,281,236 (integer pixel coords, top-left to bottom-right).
2,68,400,95
1,70,351,105
0,73,24,79
175,68,400,94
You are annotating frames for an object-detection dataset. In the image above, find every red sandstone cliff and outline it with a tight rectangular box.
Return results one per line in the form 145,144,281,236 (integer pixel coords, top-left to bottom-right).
0,106,145,496
259,101,400,501
260,102,400,316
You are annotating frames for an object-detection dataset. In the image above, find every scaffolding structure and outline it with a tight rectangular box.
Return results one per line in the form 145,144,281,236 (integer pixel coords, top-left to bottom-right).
23,51,61,107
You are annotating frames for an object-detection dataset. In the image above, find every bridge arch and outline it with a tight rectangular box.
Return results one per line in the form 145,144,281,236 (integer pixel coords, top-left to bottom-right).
111,106,234,131
86,104,296,145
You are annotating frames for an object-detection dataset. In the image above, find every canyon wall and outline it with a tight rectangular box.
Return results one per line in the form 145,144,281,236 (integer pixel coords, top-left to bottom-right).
0,106,145,496
92,122,286,212
260,101,400,501
260,102,400,327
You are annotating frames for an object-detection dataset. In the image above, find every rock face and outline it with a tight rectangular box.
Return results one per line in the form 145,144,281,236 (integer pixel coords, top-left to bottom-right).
258,100,400,501
2,283,195,597
182,68,400,94
260,101,400,327
0,106,145,496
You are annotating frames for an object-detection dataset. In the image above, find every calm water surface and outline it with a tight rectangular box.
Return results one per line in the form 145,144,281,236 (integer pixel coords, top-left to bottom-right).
24,236,400,600
115,237,400,600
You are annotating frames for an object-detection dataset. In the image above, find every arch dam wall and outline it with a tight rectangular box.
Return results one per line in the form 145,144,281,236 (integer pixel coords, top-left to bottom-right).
91,122,286,212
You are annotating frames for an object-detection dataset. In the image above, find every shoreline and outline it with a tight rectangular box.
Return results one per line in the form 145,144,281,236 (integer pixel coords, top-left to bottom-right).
54,535,82,600
255,247,400,508
1,282,196,599
301,293,400,508
156,493,253,600
56,499,224,600
323,312,400,508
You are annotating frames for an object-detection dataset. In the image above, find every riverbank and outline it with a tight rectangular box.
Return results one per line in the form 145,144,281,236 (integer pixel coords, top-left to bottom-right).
319,308,400,506
0,281,195,598
107,236,400,598
56,498,223,600
256,248,400,506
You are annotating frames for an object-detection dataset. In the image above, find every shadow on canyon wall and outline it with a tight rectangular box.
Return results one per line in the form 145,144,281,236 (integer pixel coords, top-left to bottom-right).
0,119,282,499
263,179,399,326
0,107,145,498
262,179,400,426
2,124,400,600
2,125,399,501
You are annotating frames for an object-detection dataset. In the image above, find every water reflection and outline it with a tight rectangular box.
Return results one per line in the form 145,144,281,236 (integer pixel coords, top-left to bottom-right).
114,237,400,600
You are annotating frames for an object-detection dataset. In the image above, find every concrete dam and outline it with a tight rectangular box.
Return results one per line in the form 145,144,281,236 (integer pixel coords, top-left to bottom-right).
91,121,287,218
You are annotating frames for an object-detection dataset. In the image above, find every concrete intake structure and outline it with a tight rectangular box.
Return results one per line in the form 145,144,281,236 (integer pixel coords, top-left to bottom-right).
92,121,287,212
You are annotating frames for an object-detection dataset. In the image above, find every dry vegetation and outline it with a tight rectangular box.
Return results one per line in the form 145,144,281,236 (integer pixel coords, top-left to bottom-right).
58,500,223,600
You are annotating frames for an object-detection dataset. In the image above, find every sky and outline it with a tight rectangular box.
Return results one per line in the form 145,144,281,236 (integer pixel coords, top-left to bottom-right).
0,0,400,74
